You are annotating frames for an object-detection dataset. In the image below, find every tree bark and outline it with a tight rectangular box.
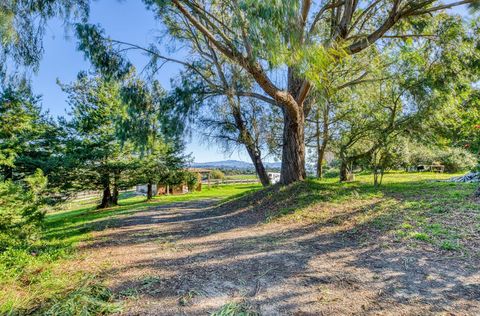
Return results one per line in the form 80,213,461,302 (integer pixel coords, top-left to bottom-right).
246,146,270,186
280,108,306,185
317,103,330,179
316,120,329,178
339,160,349,182
317,151,325,179
147,181,153,200
112,171,120,205
98,174,112,209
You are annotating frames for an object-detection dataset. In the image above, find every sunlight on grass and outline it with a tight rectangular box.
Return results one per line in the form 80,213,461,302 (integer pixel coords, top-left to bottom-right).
1,173,478,314
0,183,260,314
273,172,478,255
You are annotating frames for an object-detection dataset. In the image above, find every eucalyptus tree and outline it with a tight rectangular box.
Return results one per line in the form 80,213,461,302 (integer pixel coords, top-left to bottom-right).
75,22,275,186
146,0,477,184
0,0,88,77
335,16,480,182
170,64,275,186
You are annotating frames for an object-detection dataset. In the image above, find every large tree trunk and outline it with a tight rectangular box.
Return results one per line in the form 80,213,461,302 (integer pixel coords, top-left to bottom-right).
280,109,306,185
98,174,112,209
339,158,349,182
246,146,270,186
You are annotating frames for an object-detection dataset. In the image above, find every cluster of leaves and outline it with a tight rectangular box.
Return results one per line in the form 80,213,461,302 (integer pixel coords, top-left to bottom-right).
0,169,47,251
0,0,89,77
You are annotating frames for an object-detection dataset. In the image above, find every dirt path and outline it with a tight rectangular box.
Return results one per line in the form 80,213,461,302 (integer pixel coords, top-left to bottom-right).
81,198,480,315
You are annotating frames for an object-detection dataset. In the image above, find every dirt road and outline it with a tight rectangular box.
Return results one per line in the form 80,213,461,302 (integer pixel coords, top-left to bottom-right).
82,198,479,315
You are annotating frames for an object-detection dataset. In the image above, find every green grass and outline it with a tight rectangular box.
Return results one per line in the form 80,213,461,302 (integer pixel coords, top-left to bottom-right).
270,172,479,254
0,183,259,315
1,174,478,314
223,174,259,181
211,300,259,316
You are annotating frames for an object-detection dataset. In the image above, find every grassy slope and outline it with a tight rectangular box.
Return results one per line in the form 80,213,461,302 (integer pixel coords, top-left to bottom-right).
0,184,259,315
233,172,479,254
1,174,479,314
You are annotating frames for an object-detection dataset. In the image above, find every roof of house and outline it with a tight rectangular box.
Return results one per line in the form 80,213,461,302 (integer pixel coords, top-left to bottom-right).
187,168,211,173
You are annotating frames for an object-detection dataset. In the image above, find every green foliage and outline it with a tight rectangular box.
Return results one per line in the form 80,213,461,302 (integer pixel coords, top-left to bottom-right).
0,0,89,76
0,169,47,251
211,300,259,316
40,276,122,316
0,77,42,171
76,24,132,81
60,74,138,205
434,147,477,172
210,169,225,180
184,171,199,191
404,144,477,172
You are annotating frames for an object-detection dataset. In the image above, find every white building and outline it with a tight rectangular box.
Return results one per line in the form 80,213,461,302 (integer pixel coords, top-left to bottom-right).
268,172,281,184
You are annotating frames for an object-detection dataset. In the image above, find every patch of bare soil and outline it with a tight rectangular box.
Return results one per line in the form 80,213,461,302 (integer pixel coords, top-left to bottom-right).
81,193,480,316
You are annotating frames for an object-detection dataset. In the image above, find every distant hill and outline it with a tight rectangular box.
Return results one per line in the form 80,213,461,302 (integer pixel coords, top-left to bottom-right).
191,160,281,170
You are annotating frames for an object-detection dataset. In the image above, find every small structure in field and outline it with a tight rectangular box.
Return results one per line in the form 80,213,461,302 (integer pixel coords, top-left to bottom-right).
414,164,445,173
268,172,281,184
136,168,212,196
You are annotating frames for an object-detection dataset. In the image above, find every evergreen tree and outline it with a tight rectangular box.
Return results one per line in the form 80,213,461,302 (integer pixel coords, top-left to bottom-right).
61,73,137,208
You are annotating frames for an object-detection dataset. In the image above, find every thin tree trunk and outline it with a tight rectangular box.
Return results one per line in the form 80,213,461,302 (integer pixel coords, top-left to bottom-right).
315,111,322,178
280,108,306,185
112,171,120,205
317,152,325,179
317,135,328,179
246,146,270,186
207,47,271,187
475,186,480,198
340,161,348,182
317,103,329,179
147,181,153,200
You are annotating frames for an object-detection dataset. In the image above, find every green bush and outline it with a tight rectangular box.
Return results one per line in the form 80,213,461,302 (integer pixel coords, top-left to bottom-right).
210,169,225,180
433,147,477,172
185,171,199,191
405,143,477,172
0,169,47,251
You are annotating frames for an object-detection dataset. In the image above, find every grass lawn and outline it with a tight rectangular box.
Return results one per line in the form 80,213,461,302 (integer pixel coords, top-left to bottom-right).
1,173,478,315
268,172,479,255
0,183,260,315
223,174,259,181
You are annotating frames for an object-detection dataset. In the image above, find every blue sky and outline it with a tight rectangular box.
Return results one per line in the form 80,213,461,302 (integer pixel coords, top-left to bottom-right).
30,0,250,162
29,2,471,163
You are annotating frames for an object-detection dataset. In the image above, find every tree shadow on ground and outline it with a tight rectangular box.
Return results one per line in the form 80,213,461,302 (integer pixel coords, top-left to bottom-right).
78,179,480,314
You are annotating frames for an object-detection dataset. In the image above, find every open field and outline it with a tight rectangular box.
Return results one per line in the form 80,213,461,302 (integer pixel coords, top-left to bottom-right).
1,173,479,315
